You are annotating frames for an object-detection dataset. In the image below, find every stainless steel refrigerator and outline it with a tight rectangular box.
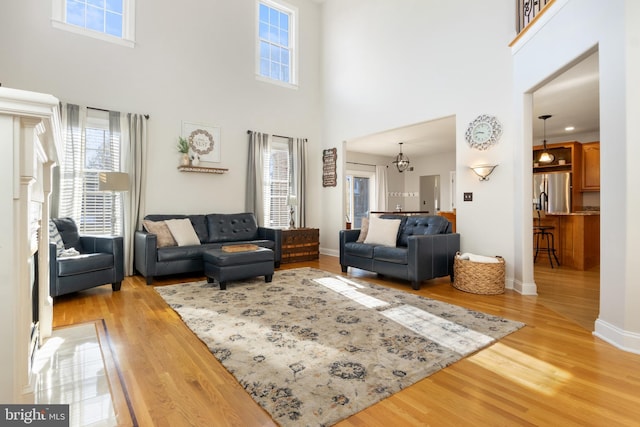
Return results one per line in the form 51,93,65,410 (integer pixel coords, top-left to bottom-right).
533,172,571,213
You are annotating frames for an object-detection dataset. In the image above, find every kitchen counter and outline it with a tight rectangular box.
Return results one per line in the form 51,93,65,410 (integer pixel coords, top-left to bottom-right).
539,213,600,270
546,211,600,216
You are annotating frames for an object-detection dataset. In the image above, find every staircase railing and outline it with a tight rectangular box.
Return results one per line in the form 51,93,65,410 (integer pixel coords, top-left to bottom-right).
512,0,554,45
517,0,552,32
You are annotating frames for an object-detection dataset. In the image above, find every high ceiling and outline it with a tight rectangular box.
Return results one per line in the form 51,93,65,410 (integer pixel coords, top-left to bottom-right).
347,51,600,159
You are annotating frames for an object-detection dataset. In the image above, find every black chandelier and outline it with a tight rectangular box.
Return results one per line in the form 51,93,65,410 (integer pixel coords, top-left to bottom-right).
392,142,410,172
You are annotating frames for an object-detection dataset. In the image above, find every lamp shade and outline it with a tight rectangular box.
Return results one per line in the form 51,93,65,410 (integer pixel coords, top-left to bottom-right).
288,195,297,206
538,151,554,163
470,164,498,181
98,172,129,192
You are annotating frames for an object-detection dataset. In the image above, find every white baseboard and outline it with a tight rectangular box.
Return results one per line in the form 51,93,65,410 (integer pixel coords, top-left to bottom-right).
505,276,515,290
320,248,339,258
594,319,640,355
513,278,538,295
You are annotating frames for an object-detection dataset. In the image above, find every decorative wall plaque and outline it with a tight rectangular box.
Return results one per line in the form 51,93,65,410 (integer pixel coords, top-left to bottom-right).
322,148,337,187
181,121,221,163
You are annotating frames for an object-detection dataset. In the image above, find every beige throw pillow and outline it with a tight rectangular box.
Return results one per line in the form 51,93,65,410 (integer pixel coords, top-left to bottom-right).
356,217,369,243
363,216,401,247
165,218,201,246
143,220,177,248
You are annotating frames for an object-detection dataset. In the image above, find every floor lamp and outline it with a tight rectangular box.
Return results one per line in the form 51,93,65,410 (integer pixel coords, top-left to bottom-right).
98,172,130,235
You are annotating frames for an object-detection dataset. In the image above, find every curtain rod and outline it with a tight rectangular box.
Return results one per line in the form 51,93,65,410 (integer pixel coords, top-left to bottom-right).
88,106,150,120
347,161,377,167
247,130,307,141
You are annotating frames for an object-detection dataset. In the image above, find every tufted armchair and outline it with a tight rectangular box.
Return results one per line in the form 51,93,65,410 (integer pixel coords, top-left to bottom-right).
49,217,124,297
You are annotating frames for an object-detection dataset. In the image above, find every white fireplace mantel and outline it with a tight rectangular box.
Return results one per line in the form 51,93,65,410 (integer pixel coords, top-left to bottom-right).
0,87,62,403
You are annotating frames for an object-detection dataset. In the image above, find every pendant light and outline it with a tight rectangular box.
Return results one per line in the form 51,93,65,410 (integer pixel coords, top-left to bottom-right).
538,114,554,163
393,142,410,172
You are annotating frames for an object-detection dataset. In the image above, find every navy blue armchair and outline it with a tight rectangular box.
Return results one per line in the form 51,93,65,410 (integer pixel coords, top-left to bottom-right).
49,217,124,297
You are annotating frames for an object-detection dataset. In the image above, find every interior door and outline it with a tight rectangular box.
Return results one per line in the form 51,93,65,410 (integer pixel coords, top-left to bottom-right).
419,175,440,213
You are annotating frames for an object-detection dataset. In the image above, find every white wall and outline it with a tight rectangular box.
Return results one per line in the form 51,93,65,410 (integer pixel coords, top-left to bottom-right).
322,0,516,285
512,0,640,352
0,0,324,227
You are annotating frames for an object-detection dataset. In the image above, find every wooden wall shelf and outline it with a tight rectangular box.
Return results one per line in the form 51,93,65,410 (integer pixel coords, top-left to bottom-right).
178,165,228,174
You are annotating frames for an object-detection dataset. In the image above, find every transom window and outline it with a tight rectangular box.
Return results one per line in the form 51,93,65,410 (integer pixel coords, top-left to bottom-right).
51,0,136,47
67,0,123,37
257,0,297,87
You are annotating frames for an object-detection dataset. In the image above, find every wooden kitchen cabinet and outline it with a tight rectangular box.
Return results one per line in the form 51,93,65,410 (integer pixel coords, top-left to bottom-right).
582,141,600,191
533,141,583,211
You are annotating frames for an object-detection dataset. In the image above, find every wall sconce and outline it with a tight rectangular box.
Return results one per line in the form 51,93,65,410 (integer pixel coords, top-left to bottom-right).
470,164,498,181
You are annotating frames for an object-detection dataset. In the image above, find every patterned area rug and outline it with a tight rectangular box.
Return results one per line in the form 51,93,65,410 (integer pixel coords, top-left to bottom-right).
155,267,524,426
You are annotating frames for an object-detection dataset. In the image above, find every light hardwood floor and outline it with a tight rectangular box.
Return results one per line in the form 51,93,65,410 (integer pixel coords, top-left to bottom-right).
52,255,640,426
534,262,600,331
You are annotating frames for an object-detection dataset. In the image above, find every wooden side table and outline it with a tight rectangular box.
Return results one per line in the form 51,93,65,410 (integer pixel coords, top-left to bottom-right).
281,228,319,263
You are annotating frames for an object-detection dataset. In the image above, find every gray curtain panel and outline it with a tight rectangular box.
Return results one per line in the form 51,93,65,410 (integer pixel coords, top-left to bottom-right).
290,137,307,227
57,103,83,219
376,165,388,211
123,113,148,276
246,131,270,226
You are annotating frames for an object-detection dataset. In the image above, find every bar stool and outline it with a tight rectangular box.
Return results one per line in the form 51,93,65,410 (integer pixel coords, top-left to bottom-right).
533,210,560,268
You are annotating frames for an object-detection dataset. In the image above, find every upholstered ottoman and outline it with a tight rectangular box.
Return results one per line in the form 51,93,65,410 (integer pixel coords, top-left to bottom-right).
203,246,274,290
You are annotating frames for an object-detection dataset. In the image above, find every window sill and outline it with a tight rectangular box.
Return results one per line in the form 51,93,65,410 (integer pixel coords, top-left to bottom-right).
51,20,135,48
255,74,299,90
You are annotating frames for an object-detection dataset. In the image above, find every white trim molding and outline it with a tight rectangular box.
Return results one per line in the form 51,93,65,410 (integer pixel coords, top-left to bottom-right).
594,319,640,355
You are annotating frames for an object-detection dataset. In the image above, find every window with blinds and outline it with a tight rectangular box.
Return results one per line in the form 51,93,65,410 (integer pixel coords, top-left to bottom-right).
59,109,123,235
263,138,291,228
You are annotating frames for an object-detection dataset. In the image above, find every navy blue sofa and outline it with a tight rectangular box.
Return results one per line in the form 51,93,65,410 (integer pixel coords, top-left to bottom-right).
339,215,460,290
134,212,282,284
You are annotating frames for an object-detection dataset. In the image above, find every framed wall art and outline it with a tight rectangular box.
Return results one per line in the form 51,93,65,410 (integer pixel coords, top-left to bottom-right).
322,147,337,187
181,121,221,163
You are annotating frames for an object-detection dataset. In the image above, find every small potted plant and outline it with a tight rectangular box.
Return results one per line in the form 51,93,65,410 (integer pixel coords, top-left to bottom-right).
177,137,190,166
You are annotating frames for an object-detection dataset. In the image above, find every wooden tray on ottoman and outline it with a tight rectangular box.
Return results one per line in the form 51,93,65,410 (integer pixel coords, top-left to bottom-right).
222,244,259,253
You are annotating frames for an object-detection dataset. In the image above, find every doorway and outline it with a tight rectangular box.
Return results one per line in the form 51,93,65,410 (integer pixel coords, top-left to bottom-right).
419,175,440,214
531,50,601,331
345,170,375,228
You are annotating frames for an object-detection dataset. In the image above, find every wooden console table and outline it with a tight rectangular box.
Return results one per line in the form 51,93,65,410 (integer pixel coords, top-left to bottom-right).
281,228,319,263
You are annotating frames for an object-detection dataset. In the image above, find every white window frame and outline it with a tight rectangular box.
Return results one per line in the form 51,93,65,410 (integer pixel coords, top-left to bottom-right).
255,0,298,88
51,0,136,48
263,137,292,228
59,108,124,236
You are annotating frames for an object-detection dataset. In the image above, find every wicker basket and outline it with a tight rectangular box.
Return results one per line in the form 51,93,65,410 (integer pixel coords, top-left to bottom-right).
453,252,505,295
